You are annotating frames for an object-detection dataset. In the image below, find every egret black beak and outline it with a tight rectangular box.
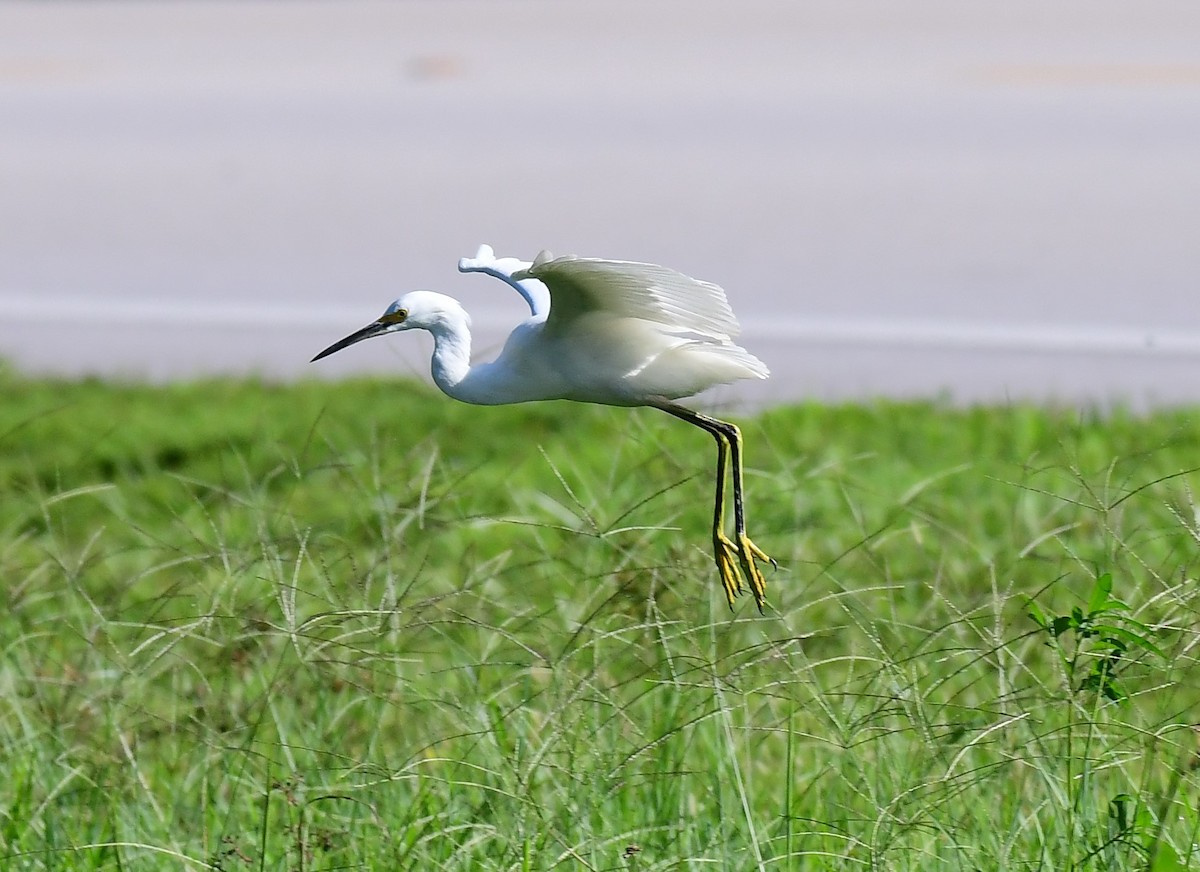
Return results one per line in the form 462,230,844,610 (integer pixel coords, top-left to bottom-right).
311,320,391,362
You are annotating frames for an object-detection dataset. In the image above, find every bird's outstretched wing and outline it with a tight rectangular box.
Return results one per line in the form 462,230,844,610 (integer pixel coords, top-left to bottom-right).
515,251,743,341
458,244,551,317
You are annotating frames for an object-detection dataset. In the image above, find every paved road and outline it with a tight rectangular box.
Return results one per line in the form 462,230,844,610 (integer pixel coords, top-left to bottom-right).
2,1,1199,408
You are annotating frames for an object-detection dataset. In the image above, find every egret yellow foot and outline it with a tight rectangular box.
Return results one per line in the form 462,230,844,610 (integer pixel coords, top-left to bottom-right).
714,534,748,607
735,535,774,612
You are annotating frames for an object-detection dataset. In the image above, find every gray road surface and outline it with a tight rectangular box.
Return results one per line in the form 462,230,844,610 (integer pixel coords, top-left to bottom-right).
2,0,1199,408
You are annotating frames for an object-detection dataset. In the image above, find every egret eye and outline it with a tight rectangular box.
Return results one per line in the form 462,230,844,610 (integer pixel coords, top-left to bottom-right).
380,308,408,325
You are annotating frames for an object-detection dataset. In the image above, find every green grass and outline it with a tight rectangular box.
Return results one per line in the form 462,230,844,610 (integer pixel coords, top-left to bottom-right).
1,368,1198,870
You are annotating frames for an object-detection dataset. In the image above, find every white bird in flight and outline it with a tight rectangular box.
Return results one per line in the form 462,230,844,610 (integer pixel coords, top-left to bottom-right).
312,245,775,610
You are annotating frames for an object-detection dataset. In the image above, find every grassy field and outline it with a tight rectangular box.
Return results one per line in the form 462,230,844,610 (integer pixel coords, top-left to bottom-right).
1,369,1198,870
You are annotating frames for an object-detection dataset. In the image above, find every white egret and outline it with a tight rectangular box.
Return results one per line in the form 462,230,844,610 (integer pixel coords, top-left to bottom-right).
312,246,775,610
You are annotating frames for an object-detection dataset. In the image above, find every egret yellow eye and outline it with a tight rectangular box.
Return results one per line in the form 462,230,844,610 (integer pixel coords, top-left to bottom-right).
379,308,407,325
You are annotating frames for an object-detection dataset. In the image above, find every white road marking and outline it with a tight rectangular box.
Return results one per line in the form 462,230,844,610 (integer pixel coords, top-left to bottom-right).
4,292,1198,358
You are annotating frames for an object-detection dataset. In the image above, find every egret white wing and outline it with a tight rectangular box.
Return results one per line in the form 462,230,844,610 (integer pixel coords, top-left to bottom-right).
516,252,742,340
458,244,551,317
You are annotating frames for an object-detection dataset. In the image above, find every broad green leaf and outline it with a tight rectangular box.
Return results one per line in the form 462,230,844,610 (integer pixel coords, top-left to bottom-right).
1088,572,1114,613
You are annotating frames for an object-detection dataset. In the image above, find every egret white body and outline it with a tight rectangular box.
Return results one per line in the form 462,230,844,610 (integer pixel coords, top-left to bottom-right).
313,246,774,610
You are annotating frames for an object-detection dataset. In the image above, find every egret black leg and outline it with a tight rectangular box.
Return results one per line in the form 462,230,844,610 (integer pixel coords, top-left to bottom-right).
707,422,746,606
653,401,773,611
722,417,776,604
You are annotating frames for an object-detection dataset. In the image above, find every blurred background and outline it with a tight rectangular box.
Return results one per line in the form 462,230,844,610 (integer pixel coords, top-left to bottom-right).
1,0,1198,408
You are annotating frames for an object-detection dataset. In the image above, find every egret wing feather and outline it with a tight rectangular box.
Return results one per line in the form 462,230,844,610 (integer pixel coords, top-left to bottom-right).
517,254,742,341
458,244,551,317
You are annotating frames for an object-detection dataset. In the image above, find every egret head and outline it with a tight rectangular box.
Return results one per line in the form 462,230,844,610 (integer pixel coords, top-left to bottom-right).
311,291,469,362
